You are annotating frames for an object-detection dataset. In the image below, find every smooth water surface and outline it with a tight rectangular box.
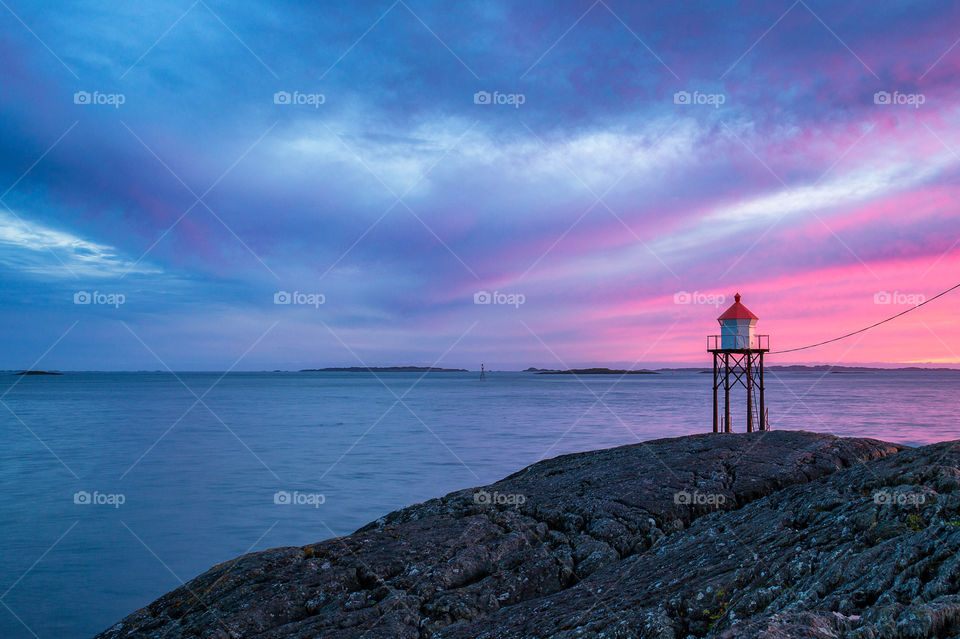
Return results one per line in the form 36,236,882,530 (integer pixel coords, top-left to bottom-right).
1,369,958,637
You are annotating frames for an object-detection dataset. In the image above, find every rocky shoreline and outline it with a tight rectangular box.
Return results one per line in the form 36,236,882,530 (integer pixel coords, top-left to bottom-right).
96,431,960,638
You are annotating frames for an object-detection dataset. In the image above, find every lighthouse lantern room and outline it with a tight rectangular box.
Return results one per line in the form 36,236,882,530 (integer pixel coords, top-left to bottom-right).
707,293,770,433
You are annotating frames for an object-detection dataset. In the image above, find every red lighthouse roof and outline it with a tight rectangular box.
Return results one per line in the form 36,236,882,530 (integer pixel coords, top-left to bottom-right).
717,293,758,321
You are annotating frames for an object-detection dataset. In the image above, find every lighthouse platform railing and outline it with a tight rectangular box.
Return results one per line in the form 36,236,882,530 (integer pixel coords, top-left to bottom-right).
707,334,770,352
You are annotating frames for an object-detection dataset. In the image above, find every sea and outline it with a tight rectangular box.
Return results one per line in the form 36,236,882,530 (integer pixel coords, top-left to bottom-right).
1,369,958,637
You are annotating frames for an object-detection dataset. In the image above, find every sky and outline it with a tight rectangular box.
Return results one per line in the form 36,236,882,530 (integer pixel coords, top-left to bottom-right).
1,0,959,370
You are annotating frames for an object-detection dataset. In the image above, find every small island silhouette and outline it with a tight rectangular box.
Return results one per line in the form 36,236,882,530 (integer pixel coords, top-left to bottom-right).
535,367,658,375
300,366,468,373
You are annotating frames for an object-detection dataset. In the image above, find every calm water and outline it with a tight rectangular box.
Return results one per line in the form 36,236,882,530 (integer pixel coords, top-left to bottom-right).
1,369,958,637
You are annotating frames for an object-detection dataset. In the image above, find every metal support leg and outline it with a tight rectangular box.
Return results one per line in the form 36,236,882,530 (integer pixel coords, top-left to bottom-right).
746,353,754,433
723,353,731,433
759,351,766,431
713,353,719,433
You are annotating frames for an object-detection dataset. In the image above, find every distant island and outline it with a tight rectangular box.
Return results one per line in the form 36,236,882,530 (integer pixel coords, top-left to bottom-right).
767,365,876,373
697,365,960,374
300,366,468,373
536,367,658,375
14,370,62,376
766,365,960,372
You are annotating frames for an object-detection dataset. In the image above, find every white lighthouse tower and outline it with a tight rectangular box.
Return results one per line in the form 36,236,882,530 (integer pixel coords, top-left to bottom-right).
707,293,770,433
718,293,758,349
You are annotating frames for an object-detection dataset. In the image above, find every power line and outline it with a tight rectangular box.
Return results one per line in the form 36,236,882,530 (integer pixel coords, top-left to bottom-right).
771,281,960,354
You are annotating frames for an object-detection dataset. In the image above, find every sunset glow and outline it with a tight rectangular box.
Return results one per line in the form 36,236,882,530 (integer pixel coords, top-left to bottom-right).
2,1,959,369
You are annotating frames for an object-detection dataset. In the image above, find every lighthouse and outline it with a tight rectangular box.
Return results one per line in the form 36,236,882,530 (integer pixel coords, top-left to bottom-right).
718,293,757,349
707,293,770,433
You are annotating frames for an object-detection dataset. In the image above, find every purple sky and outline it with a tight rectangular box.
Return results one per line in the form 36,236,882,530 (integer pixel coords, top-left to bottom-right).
1,0,959,369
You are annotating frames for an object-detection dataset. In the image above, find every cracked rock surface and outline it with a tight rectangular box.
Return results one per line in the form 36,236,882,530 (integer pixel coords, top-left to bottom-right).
95,430,960,639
